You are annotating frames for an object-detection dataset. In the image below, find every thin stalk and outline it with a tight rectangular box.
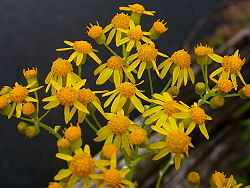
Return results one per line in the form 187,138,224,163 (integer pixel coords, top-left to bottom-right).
34,91,39,116
78,65,82,77
85,117,97,132
147,69,154,95
38,109,52,121
104,44,119,56
160,78,172,94
155,158,171,188
36,121,61,139
92,114,101,129
15,116,35,123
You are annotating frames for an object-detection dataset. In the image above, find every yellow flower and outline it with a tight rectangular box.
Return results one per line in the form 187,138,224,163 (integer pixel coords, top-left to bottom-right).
42,75,89,124
0,96,9,110
23,67,38,79
56,40,101,66
47,182,62,188
95,56,135,87
102,81,150,113
22,102,35,116
86,22,106,44
143,92,180,127
89,154,134,188
94,110,140,155
117,20,153,52
127,43,168,79
149,118,193,169
194,44,213,57
158,49,195,88
102,144,119,159
103,13,131,46
119,4,155,16
208,50,246,89
173,102,212,139
187,171,200,185
7,82,42,118
211,78,234,93
45,58,81,93
242,84,250,98
211,172,243,188
54,145,109,188
128,127,147,146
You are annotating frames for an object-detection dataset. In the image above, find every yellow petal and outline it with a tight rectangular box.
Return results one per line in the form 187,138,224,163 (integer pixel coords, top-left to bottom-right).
104,91,118,108
153,148,170,160
114,134,121,149
121,134,131,156
199,123,209,139
137,61,146,79
208,53,223,63
113,70,121,87
68,51,78,62
143,106,163,117
89,51,102,64
54,169,72,181
130,95,144,113
74,101,89,113
172,66,180,86
115,30,122,46
106,28,116,45
103,24,113,33
149,142,166,149
94,64,107,75
188,67,195,84
96,68,113,85
64,105,70,124
67,175,79,188
186,121,196,135
151,125,168,135
126,40,135,52
127,59,141,72
174,154,182,169
43,101,60,109
111,95,121,113
56,153,73,161
210,67,223,78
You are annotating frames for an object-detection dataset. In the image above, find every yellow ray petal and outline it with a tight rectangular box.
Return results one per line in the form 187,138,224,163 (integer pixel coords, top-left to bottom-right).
208,53,223,63
199,123,209,139
130,95,144,113
56,153,73,161
143,106,163,117
68,51,78,62
126,39,135,52
121,134,131,156
74,101,89,113
127,59,141,72
54,169,72,181
114,134,121,149
43,101,60,109
172,66,180,86
94,64,107,75
186,121,196,135
149,141,166,149
188,67,195,84
106,28,116,45
137,61,146,79
103,24,113,33
153,148,170,160
174,154,182,169
89,51,102,64
96,68,113,85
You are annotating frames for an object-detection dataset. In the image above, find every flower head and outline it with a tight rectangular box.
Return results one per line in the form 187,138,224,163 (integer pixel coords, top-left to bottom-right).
102,144,119,159
119,4,155,16
158,49,195,88
187,172,200,185
56,40,101,66
22,103,35,116
87,22,103,39
47,182,62,188
194,44,213,57
23,68,38,79
242,84,250,98
0,96,8,109
63,125,81,142
128,128,147,145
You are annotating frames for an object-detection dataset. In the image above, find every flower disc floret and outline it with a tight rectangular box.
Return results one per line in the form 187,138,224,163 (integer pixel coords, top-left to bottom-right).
57,87,78,106
243,84,250,98
194,45,213,56
130,4,145,13
48,182,62,188
102,144,118,159
153,21,168,34
78,89,95,105
222,55,245,73
22,103,35,115
166,130,191,153
0,96,8,109
190,106,207,124
57,138,70,149
107,56,125,70
118,82,136,97
23,68,37,79
137,44,158,62
129,128,146,145
104,169,122,187
111,13,130,29
64,125,81,142
87,25,103,39
187,172,200,185
107,115,129,134
211,171,226,186
128,27,143,41
70,153,94,178
9,85,28,103
163,101,180,115
73,41,93,54
51,58,73,77
218,80,234,93
171,50,191,68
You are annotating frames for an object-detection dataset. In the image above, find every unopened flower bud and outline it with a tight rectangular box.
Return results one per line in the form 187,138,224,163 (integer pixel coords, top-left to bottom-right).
187,171,200,186
194,44,213,65
25,126,40,138
195,82,206,95
149,20,168,40
239,84,250,99
17,122,28,134
210,96,225,109
23,68,39,88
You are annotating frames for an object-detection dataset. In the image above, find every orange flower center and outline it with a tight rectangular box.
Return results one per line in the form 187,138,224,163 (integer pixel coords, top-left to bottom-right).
107,115,130,134
130,4,145,13
194,45,213,56
128,26,143,41
218,79,234,93
118,82,137,97
57,138,70,149
187,172,200,185
104,169,122,187
87,25,103,39
51,58,73,77
22,103,35,116
211,172,226,186
171,50,191,68
64,125,81,142
107,56,125,70
102,144,118,159
78,88,95,105
153,21,168,34
23,68,38,79
70,153,94,178
129,128,146,145
166,130,191,153
190,106,207,124
222,55,245,73
0,96,8,109
111,13,130,29
243,84,250,98
10,85,28,103
48,182,62,188
57,87,78,106
137,44,158,62
163,101,180,115
73,41,93,54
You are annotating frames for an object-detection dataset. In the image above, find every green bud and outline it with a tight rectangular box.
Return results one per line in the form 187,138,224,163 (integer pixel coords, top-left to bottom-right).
25,126,40,138
210,96,225,109
195,82,206,95
17,122,28,134
95,33,106,45
70,138,82,150
196,55,212,65
131,12,141,25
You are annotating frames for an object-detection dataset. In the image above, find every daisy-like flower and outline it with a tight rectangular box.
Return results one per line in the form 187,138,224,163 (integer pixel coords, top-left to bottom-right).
102,81,150,113
117,20,153,52
89,154,134,188
22,103,35,116
95,56,135,87
77,88,105,123
211,78,234,93
94,110,140,155
42,75,89,124
54,145,109,188
103,13,131,46
45,58,81,93
56,40,102,66
142,92,180,127
149,118,193,169
208,50,246,89
127,43,168,79
172,102,212,139
211,172,242,188
158,49,195,88
149,19,168,40
7,82,42,118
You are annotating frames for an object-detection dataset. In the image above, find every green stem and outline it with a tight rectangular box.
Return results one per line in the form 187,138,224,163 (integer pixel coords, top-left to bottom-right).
92,114,101,129
38,109,52,121
160,78,172,94
34,91,39,116
104,44,119,56
78,65,82,77
15,116,35,123
85,117,97,132
36,121,61,139
147,69,154,95
201,65,210,92
224,93,239,97
155,158,172,188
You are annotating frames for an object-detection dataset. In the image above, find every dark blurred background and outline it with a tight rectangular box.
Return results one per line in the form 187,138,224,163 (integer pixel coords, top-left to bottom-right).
2,0,248,187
